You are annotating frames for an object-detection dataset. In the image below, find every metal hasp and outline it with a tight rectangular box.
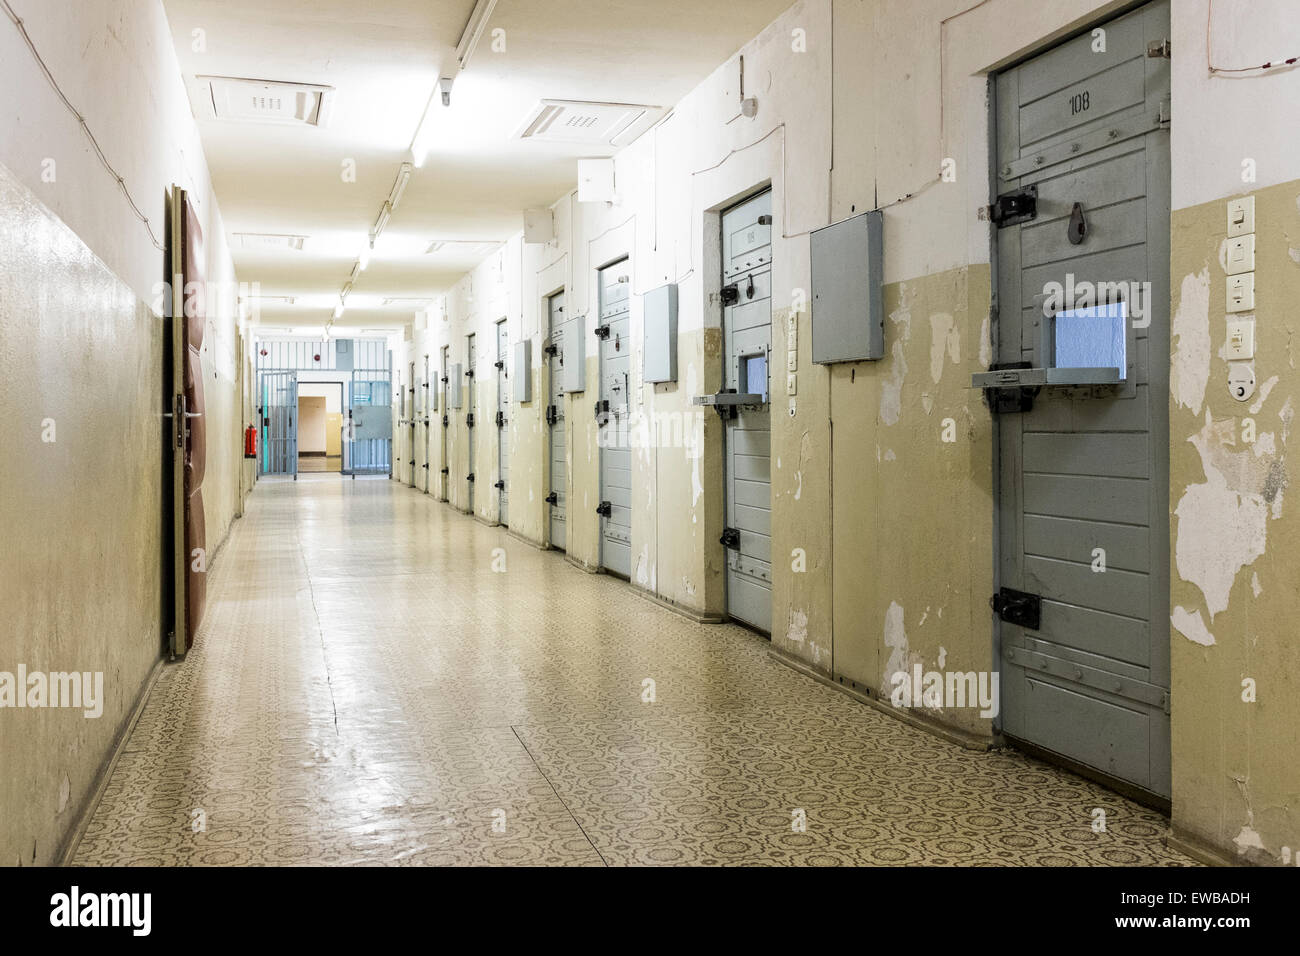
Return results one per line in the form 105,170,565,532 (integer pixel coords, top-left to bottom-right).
991,587,1041,631
976,361,1041,414
595,501,612,517
693,389,765,421
720,527,740,550
988,185,1037,227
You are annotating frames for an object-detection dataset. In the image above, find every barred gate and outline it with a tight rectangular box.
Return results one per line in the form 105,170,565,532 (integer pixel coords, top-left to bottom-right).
347,368,393,477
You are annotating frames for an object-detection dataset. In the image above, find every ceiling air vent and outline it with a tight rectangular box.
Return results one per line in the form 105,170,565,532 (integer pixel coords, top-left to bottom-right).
515,99,659,146
235,233,308,250
196,76,335,127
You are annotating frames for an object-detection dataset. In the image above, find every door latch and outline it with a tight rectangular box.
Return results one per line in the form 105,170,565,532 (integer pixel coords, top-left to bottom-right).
545,405,558,425
494,360,504,370
1146,38,1171,59
442,415,449,426
543,343,558,357
987,185,1038,227
991,587,1041,630
494,480,505,490
594,398,610,424
440,467,449,475
981,362,1040,414
596,501,612,517
466,369,475,379
466,413,475,428
1067,202,1087,245
595,324,611,340
720,283,739,306
544,492,558,505
495,411,506,428
720,527,740,550
467,473,475,483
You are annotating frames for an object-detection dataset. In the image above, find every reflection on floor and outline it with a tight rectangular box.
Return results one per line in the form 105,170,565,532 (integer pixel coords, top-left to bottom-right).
297,455,340,473
73,475,1195,866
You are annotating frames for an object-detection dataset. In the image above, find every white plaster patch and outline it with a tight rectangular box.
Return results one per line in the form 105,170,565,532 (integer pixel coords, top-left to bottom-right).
1170,268,1211,415
884,449,896,461
1233,823,1267,855
1171,605,1216,646
979,315,992,369
1249,375,1279,414
921,394,934,415
635,545,651,587
880,340,907,426
1251,572,1262,597
1289,248,1300,265
928,312,958,384
937,645,947,668
882,601,908,689
786,608,808,645
1174,411,1272,617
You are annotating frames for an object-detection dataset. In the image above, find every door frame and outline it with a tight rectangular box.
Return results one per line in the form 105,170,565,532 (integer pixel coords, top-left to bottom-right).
595,254,632,579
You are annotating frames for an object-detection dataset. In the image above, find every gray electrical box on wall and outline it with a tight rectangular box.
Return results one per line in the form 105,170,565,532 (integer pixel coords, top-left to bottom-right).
449,363,464,408
643,283,678,383
810,209,884,363
335,338,353,371
562,315,586,393
514,340,532,402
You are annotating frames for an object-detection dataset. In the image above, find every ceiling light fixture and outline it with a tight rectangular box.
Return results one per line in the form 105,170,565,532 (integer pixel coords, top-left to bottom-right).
358,247,370,271
456,0,499,72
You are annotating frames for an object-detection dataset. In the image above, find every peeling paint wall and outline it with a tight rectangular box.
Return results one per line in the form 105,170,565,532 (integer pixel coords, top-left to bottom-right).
1169,179,1300,863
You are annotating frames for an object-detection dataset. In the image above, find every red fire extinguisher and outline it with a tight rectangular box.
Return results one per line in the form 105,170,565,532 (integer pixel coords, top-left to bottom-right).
244,424,258,459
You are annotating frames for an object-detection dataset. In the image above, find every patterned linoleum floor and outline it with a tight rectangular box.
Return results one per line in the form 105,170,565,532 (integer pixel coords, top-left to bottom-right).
73,475,1195,867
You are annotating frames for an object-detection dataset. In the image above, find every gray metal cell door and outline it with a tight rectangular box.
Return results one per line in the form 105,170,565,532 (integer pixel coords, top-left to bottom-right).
408,360,417,487
596,260,632,578
992,0,1171,798
347,367,392,476
422,354,431,493
547,292,567,550
466,333,476,512
440,346,450,500
259,370,298,477
496,319,510,526
722,190,773,633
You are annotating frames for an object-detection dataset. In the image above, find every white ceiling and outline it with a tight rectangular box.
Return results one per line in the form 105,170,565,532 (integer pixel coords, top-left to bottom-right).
162,0,794,331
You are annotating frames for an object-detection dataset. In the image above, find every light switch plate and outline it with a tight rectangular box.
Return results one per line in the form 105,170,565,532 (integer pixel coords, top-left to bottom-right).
1226,234,1256,276
1227,273,1255,313
786,350,798,372
1225,318,1255,360
1227,196,1255,238
786,372,797,396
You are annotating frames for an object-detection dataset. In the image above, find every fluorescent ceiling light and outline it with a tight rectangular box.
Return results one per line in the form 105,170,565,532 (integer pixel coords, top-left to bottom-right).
235,232,307,250
358,248,370,271
388,162,413,209
456,0,500,71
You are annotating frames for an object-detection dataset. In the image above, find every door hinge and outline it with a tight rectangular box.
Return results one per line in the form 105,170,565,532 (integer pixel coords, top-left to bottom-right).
544,491,558,505
991,587,1041,630
596,501,612,517
595,324,611,340
1157,98,1171,128
494,479,505,489
986,185,1037,228
1162,690,1171,715
720,283,739,306
422,463,429,469
440,467,449,475
408,459,415,466
1146,38,1171,59
495,411,506,428
466,368,475,379
720,527,740,550
494,360,504,370
441,414,449,426
441,376,449,384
